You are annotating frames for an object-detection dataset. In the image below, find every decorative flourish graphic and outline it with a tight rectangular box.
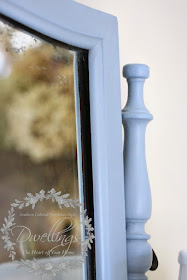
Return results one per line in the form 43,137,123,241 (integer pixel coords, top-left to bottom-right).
1,188,95,278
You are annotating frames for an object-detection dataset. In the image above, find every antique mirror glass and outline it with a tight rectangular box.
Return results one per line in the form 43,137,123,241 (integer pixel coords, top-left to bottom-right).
0,16,95,280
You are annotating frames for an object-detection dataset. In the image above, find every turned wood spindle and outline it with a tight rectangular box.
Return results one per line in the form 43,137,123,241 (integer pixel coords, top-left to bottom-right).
122,64,153,280
178,250,187,280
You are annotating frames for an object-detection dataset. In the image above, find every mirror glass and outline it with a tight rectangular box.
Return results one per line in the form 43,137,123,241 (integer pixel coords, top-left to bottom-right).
0,17,94,280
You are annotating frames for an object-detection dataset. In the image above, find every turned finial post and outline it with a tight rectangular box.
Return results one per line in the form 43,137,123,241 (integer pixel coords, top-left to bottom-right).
178,250,187,280
122,64,153,280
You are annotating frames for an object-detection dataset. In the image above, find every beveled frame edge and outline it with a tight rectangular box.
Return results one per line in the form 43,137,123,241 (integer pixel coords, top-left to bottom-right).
0,1,127,280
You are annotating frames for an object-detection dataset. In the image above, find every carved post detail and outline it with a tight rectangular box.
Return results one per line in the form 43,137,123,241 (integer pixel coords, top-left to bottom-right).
122,64,153,280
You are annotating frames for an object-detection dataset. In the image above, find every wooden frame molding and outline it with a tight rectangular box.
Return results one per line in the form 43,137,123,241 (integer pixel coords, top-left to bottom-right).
0,1,127,280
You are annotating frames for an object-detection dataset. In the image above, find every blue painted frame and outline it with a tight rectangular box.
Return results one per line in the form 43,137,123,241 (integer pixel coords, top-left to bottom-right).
0,1,127,280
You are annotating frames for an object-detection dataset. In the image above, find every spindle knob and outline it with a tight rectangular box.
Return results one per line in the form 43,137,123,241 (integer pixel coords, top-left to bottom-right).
178,250,187,280
123,64,149,79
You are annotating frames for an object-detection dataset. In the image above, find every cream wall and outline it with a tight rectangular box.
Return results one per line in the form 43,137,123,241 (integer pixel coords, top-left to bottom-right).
76,0,187,279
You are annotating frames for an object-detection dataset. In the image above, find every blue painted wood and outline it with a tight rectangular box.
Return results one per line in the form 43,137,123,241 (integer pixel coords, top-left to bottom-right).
0,1,128,280
178,250,187,280
122,64,153,280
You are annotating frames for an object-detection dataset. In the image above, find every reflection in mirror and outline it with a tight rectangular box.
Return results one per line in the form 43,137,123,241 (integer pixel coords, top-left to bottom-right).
0,17,94,280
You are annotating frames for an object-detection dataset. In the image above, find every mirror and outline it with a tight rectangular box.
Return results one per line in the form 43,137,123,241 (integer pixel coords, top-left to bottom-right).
0,17,94,280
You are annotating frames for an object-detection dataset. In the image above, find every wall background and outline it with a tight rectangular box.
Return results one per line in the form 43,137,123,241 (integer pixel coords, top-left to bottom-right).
77,0,187,279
